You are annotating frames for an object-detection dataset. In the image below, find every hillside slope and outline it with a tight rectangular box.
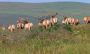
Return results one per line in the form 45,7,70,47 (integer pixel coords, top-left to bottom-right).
0,24,90,54
0,2,90,25
0,2,90,16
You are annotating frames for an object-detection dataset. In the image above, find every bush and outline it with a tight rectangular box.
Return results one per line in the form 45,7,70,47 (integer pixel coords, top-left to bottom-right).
63,24,73,32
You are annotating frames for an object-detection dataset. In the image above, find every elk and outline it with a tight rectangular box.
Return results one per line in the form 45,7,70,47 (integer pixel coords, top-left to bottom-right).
62,16,79,25
83,16,90,24
50,15,57,26
8,24,15,32
38,18,51,29
24,22,33,30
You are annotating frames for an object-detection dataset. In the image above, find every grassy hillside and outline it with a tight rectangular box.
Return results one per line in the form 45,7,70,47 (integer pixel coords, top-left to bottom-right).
0,2,89,16
0,2,90,54
0,24,90,54
0,2,90,25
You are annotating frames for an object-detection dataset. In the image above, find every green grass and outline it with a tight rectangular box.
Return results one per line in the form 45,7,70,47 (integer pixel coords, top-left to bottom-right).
0,24,90,54
0,2,90,54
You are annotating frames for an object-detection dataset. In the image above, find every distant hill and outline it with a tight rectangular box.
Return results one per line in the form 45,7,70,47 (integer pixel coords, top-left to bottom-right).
0,2,90,25
0,2,89,16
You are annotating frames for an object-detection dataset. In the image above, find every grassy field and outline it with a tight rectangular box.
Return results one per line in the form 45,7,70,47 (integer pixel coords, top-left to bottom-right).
0,23,90,54
0,2,90,54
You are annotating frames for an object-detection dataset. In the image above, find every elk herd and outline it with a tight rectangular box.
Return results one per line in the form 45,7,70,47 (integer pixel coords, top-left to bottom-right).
7,17,33,32
1,15,90,32
62,16,79,25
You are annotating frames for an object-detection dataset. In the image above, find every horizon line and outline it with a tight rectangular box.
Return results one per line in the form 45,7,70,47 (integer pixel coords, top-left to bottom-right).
0,1,89,4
